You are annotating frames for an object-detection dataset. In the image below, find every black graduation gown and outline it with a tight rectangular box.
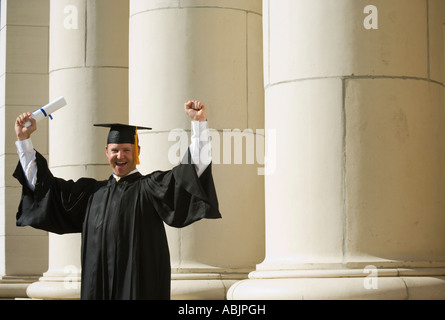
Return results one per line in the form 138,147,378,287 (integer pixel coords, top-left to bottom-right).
13,150,221,300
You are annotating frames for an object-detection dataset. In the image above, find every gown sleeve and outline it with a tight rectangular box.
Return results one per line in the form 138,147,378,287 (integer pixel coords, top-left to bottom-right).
13,151,98,234
143,149,221,228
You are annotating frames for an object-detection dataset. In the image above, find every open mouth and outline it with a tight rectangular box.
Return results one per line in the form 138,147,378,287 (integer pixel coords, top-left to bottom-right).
115,162,127,168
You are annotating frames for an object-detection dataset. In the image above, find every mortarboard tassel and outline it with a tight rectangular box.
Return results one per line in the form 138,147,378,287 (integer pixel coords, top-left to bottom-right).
134,126,140,165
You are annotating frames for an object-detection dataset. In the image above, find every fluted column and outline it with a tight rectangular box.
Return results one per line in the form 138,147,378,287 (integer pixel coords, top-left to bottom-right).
229,0,445,300
26,0,129,299
129,0,265,299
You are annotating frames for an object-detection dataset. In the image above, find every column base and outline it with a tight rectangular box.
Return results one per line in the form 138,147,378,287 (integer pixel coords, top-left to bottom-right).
171,273,248,300
227,268,445,300
26,271,81,300
0,276,39,299
26,281,80,300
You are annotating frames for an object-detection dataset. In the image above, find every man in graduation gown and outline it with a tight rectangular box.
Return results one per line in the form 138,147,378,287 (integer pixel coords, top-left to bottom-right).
13,100,221,300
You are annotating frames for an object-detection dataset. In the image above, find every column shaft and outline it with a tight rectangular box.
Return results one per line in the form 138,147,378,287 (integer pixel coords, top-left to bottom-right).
229,0,445,300
26,0,129,299
129,0,265,299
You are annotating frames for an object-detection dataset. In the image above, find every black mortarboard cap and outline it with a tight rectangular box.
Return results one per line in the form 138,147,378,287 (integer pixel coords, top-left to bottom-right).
94,123,152,144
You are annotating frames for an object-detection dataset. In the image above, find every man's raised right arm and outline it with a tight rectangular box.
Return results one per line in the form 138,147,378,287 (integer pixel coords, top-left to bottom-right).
15,112,37,191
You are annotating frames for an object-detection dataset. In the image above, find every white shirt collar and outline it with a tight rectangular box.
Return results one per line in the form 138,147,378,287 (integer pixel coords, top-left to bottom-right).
113,168,139,180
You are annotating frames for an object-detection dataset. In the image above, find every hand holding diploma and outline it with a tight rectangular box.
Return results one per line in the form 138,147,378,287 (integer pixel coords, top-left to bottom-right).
15,112,36,141
15,96,67,141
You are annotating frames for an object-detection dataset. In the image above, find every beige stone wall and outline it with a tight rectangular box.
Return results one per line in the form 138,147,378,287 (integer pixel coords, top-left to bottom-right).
0,0,50,298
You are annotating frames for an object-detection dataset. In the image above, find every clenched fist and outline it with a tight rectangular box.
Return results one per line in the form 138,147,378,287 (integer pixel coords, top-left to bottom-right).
184,100,207,122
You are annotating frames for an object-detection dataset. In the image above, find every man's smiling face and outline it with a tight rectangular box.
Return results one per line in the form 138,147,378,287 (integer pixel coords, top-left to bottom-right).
105,143,140,177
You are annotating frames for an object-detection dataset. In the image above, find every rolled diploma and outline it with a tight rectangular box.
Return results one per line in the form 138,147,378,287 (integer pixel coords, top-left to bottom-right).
24,96,67,127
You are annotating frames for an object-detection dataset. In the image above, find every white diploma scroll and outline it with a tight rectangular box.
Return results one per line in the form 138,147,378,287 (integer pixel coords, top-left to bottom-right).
24,96,67,127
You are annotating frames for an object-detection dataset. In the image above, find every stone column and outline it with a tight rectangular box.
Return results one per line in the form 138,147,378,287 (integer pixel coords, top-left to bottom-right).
26,0,129,299
0,0,50,299
228,0,445,299
129,0,265,299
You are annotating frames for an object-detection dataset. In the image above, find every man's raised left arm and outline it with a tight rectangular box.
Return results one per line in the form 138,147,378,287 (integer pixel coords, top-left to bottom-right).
185,100,211,177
